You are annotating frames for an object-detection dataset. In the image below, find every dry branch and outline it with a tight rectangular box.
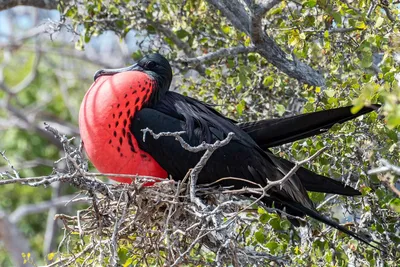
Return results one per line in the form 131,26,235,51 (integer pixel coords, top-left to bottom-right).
368,159,400,197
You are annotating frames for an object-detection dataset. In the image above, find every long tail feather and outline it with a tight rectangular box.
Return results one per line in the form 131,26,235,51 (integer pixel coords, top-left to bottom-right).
274,198,384,251
240,105,380,149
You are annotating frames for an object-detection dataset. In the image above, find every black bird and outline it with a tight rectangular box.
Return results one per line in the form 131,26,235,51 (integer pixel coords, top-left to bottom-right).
79,53,380,249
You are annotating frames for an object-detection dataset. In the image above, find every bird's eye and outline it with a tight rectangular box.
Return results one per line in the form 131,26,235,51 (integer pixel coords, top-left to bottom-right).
145,61,156,69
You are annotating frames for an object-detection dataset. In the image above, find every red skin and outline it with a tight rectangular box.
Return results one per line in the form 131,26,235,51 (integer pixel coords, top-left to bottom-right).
79,71,168,184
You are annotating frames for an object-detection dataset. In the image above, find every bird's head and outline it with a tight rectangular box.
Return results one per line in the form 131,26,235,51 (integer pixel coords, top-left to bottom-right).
94,53,173,104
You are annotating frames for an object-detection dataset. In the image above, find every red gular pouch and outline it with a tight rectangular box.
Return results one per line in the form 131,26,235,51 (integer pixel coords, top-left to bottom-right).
79,71,168,185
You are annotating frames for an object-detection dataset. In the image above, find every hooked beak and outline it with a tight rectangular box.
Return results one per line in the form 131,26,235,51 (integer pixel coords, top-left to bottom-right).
94,63,144,81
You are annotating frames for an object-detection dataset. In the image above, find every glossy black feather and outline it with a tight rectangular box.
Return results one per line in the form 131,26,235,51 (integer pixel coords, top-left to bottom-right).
239,105,380,149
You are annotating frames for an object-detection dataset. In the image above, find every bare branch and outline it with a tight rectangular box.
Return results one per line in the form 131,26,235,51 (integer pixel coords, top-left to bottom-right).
205,0,250,34
110,191,129,267
178,45,256,65
382,5,396,22
9,194,90,223
0,150,20,179
368,159,400,197
264,146,328,192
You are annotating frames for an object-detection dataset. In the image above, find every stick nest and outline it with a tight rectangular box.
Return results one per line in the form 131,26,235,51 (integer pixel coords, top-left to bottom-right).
53,179,286,266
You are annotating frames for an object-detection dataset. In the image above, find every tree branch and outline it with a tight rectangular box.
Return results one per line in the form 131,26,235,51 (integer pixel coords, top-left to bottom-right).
206,0,326,86
178,45,256,65
9,194,89,223
368,159,400,197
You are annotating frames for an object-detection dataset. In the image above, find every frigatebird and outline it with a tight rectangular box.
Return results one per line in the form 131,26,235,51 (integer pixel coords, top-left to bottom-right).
79,53,380,249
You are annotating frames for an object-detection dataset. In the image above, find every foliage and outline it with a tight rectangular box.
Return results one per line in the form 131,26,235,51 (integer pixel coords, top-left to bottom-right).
0,0,399,266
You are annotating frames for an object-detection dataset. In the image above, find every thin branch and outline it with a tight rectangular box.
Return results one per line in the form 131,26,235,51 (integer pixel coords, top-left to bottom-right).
178,45,256,65
219,147,328,198
368,159,400,197
329,27,358,34
9,194,90,223
339,0,361,13
264,146,328,192
188,133,235,204
381,5,395,22
110,191,129,267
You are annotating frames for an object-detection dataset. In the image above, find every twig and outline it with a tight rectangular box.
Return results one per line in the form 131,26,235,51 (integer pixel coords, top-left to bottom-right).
368,159,400,197
9,194,90,223
178,45,256,65
264,146,328,192
142,127,235,206
110,190,129,266
0,150,20,179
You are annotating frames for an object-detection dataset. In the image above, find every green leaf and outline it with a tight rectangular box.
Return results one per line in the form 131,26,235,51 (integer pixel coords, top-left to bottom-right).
131,50,143,60
276,104,286,116
176,29,189,39
248,53,257,62
375,17,384,28
257,207,266,214
360,50,373,68
259,213,270,224
221,25,231,34
387,130,398,142
109,5,119,15
289,31,300,47
269,218,281,230
389,198,400,213
123,258,133,267
263,76,274,87
236,100,246,116
333,12,342,25
118,247,129,263
255,231,266,244
239,67,247,86
265,241,279,252
324,89,335,98
355,21,367,30
47,252,55,261
360,186,372,196
303,0,317,8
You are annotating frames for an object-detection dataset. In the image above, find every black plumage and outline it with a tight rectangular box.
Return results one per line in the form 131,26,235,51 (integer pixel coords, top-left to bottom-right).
96,53,381,250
